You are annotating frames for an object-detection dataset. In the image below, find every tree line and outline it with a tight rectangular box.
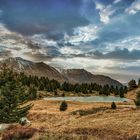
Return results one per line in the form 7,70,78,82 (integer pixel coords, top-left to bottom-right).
17,72,127,97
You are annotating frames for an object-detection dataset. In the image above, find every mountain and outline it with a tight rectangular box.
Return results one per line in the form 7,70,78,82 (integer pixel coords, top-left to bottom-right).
0,57,122,86
60,69,122,87
0,57,67,83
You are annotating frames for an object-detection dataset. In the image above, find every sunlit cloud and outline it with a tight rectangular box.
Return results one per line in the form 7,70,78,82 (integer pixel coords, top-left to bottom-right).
95,1,116,24
125,0,140,15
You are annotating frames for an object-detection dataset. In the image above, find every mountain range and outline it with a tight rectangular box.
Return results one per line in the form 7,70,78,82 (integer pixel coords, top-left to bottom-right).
0,57,122,87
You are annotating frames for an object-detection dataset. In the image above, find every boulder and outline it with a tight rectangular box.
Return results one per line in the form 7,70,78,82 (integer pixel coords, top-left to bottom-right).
19,117,31,126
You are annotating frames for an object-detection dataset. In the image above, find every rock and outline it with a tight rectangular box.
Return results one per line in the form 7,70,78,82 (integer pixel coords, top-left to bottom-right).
19,117,31,126
0,124,10,132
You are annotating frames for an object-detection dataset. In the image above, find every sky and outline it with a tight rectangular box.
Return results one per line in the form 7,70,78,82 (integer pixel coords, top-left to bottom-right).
0,0,140,83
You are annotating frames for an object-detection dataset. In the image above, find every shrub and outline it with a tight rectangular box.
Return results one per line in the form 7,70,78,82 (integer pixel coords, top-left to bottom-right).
135,91,140,106
71,107,108,116
128,79,137,90
60,101,68,111
2,126,37,140
111,102,117,109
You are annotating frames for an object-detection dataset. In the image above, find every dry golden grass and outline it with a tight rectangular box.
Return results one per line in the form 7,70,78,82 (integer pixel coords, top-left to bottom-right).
23,99,140,140
126,87,140,100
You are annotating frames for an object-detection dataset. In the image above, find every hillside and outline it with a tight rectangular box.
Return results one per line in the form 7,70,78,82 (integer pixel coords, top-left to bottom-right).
0,57,67,83
0,57,122,86
126,87,140,100
61,69,122,87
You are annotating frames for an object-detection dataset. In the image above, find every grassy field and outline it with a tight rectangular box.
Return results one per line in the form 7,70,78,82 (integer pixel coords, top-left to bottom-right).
1,89,140,140
16,98,139,140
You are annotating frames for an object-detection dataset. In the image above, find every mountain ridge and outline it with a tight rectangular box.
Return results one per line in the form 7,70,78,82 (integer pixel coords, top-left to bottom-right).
0,57,122,87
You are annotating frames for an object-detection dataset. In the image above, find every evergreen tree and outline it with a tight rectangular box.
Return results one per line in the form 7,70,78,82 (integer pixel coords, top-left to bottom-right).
111,102,117,109
60,101,68,111
138,79,140,87
135,91,140,106
128,79,137,90
0,68,32,123
28,86,37,100
119,87,124,98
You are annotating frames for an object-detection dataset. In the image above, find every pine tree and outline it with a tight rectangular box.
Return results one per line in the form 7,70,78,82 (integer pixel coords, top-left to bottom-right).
119,87,124,98
135,91,140,106
0,68,32,123
60,101,68,111
28,86,37,100
111,102,117,109
138,79,140,87
128,79,137,90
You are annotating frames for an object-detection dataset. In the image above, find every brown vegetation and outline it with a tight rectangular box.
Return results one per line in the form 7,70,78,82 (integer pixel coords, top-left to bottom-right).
1,98,139,140
25,99,139,140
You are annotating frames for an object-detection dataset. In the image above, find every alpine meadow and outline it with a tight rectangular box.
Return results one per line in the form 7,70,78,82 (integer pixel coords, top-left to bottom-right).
0,0,140,140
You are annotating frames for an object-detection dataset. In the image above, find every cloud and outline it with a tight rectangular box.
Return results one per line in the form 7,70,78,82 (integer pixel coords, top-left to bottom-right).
63,24,99,45
0,0,89,35
125,0,140,14
95,1,116,24
92,48,140,60
59,47,82,56
29,34,58,47
0,23,29,57
113,0,122,4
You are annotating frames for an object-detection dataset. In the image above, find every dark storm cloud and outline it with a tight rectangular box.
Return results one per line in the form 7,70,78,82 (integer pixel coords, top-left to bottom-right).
92,48,140,60
0,0,89,36
62,48,140,60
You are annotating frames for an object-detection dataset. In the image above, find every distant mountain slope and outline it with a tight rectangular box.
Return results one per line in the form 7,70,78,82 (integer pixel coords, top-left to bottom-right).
61,69,122,87
0,57,67,83
0,57,122,86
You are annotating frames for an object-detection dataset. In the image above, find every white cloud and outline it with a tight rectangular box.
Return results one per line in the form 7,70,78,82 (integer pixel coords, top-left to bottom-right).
64,24,99,45
95,2,116,24
105,36,140,52
59,47,82,55
0,23,33,59
125,0,140,15
49,57,116,73
29,34,57,47
113,0,122,4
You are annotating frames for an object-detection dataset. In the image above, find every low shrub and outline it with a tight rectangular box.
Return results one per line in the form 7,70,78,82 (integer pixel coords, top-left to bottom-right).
135,91,140,106
111,102,117,109
60,101,68,111
71,107,108,116
2,126,37,140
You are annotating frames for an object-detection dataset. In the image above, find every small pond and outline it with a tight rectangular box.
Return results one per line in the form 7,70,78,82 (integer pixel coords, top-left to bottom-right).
44,96,130,103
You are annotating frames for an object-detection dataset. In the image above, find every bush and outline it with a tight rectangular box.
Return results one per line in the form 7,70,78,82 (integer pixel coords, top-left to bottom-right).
2,126,37,140
71,107,108,116
135,91,140,106
60,101,68,111
111,102,117,109
128,79,137,90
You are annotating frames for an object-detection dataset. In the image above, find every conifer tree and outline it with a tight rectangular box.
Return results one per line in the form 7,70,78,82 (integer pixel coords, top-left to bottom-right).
111,102,117,109
0,67,32,123
135,91,140,106
128,79,137,90
60,101,68,111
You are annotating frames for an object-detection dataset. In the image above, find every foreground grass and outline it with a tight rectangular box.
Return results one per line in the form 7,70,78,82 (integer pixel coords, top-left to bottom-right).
27,100,139,140
1,99,139,140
